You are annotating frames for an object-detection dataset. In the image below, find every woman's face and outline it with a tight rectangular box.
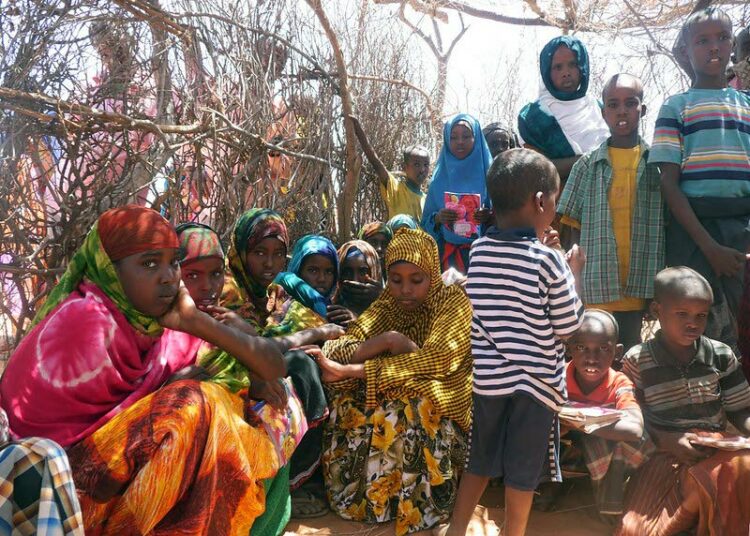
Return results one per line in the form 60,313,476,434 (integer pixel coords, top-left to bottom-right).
300,254,336,296
181,257,225,309
549,45,581,93
244,237,287,288
387,261,430,311
449,123,475,160
341,253,371,284
115,248,181,317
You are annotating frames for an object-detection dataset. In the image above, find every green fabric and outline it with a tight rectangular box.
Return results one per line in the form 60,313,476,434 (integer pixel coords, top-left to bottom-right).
228,208,288,300
250,465,291,536
31,221,164,336
557,138,664,303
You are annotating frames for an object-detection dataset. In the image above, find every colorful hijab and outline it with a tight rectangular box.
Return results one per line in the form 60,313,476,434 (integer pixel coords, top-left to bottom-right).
387,214,419,233
226,208,289,301
274,235,338,317
421,114,492,270
2,205,198,446
322,229,473,430
358,221,392,242
518,36,608,159
176,222,225,264
33,205,179,336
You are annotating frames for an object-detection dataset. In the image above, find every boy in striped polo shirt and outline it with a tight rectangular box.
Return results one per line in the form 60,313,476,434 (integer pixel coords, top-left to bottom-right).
652,7,750,350
437,149,584,536
619,266,750,534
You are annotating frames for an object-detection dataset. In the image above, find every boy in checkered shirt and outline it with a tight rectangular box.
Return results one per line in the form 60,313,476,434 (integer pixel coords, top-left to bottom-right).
557,73,664,354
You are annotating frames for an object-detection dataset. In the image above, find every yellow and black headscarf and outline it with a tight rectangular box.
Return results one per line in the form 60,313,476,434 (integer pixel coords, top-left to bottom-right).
323,228,473,431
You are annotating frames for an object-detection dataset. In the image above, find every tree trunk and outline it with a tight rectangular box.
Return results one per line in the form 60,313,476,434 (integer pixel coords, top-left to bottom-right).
305,0,362,242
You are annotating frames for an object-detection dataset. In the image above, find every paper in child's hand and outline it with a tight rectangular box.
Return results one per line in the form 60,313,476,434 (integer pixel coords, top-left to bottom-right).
444,192,482,237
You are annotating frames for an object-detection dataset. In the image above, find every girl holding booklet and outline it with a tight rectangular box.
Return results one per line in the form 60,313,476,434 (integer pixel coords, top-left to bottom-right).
421,114,493,273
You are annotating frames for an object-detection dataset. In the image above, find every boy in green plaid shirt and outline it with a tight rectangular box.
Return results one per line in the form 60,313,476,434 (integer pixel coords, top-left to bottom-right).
558,74,664,354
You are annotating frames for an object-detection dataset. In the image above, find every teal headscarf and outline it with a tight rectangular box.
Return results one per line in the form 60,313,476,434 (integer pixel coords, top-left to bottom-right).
517,36,592,159
387,214,419,233
274,235,339,317
540,36,590,101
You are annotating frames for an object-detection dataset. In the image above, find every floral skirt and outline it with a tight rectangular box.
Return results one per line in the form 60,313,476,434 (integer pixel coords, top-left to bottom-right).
322,393,467,535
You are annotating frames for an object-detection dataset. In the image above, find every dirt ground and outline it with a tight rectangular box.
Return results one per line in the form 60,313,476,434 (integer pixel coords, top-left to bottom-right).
285,480,610,536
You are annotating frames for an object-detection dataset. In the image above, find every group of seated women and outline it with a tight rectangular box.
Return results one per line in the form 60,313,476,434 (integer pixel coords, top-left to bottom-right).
0,204,748,536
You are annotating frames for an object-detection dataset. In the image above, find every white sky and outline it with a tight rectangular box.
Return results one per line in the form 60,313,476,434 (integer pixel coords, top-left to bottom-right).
360,2,746,144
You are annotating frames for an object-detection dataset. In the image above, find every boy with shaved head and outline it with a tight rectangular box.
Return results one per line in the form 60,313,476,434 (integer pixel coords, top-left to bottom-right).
564,309,650,522
558,73,664,354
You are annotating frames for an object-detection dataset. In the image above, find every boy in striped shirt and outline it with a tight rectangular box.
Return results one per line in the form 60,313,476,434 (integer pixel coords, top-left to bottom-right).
437,149,584,536
652,7,750,350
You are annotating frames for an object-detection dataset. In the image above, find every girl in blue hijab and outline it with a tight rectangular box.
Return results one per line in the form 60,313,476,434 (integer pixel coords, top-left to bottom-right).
274,235,339,318
517,36,608,180
421,113,493,272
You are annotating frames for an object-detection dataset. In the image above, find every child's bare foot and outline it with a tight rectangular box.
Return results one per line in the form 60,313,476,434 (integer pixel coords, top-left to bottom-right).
433,524,464,536
432,524,450,536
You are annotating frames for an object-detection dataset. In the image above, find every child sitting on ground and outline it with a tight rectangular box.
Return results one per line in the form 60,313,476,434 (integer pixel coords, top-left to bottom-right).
350,115,430,222
436,148,585,536
274,234,339,329
564,309,651,522
558,73,664,353
651,7,750,350
619,266,750,535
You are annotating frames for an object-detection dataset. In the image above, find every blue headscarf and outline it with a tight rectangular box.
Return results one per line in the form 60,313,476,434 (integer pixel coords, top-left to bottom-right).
387,214,419,232
274,234,339,317
421,114,492,249
539,36,590,101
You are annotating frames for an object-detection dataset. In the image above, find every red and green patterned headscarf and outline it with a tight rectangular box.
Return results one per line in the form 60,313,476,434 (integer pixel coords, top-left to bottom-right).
32,205,179,336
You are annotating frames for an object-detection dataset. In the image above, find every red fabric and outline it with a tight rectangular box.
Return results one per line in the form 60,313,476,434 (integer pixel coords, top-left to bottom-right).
98,205,179,262
566,363,639,410
1,281,200,447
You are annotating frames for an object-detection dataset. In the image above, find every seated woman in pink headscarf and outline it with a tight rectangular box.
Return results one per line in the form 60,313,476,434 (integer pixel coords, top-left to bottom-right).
0,205,298,535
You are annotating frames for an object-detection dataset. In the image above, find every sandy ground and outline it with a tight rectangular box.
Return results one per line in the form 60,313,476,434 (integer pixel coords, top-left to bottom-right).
285,480,610,536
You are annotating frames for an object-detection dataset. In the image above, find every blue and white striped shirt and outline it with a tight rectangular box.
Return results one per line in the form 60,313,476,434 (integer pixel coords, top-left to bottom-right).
467,228,584,411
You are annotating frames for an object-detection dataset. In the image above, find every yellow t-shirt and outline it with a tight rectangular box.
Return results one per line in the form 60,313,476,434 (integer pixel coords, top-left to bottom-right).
380,173,425,221
589,146,645,312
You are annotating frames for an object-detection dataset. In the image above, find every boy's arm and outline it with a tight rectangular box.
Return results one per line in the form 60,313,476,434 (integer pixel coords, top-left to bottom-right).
661,163,745,276
551,155,581,182
349,115,390,187
728,408,750,436
590,408,644,442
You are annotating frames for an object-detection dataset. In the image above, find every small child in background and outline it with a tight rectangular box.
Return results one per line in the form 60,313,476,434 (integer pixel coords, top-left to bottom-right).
350,115,430,222
730,26,750,90
357,221,392,275
437,148,585,536
482,122,521,158
652,7,750,350
564,309,650,522
558,73,664,353
386,213,419,233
